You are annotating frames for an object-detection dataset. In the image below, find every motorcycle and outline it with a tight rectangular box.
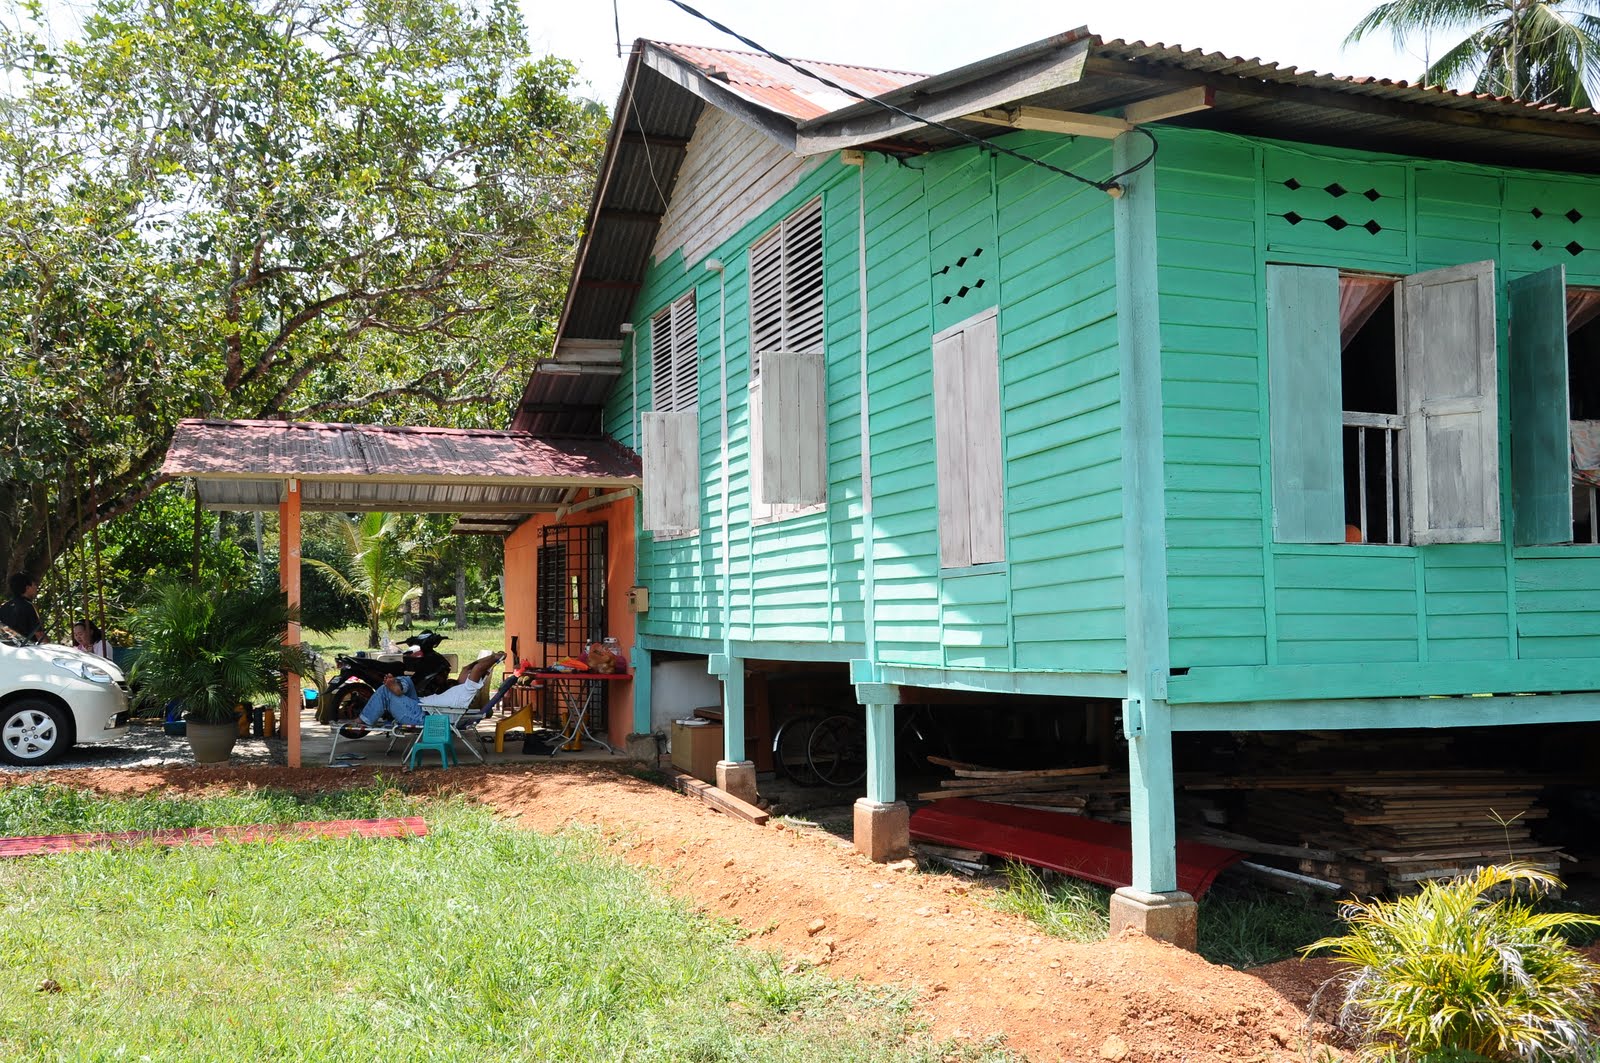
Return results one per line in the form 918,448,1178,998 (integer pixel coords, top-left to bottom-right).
319,630,453,723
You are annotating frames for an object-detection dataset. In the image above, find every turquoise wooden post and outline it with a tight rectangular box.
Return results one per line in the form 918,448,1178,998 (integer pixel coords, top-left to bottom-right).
631,646,652,734
863,702,895,805
1110,131,1192,946
722,656,745,763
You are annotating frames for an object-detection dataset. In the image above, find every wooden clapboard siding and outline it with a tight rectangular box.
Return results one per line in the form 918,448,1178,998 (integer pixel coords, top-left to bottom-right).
995,135,1125,672
1156,132,1269,669
1151,127,1600,705
823,177,867,645
653,108,823,269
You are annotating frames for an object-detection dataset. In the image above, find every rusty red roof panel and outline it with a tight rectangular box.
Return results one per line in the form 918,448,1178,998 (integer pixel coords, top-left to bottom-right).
655,42,925,121
161,419,641,483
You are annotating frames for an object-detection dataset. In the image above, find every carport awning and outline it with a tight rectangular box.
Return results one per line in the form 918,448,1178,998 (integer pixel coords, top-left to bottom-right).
161,419,641,530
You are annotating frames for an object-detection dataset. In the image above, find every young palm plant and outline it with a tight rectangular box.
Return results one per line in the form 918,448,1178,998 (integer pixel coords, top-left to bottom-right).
1347,0,1600,107
302,512,421,649
130,580,315,725
1305,863,1600,1062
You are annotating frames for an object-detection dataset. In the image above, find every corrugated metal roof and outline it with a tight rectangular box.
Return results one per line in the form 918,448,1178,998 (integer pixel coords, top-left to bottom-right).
162,420,640,518
522,27,1600,435
653,43,924,121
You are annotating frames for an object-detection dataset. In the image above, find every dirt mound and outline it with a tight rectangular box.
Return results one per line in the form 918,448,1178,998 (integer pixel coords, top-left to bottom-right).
17,763,1340,1061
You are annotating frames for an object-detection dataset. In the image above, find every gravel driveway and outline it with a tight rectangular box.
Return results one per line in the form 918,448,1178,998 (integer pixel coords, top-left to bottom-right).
2,721,283,773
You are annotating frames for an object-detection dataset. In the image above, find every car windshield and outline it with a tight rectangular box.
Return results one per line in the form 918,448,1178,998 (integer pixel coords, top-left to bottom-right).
0,623,26,648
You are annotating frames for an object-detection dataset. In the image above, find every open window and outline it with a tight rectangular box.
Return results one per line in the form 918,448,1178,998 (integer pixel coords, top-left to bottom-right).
1508,265,1600,544
1269,260,1499,546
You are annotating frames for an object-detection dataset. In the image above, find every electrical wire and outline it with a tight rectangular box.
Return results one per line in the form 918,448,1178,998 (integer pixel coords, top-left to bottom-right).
659,0,1157,194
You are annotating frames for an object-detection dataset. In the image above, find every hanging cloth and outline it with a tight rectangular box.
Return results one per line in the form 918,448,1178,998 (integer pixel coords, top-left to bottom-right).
1338,275,1395,351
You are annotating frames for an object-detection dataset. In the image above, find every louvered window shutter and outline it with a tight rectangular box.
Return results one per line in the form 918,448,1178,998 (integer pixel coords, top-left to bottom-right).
1402,260,1501,544
749,198,827,514
1508,265,1571,545
650,307,677,413
1266,265,1344,543
669,292,698,414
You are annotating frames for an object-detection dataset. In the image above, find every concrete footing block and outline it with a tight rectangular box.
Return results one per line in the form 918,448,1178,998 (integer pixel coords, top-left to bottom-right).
853,798,910,862
1109,887,1199,951
715,760,758,805
623,732,661,765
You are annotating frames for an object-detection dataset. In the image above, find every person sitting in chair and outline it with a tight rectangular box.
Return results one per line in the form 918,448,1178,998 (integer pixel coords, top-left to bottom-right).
341,650,505,737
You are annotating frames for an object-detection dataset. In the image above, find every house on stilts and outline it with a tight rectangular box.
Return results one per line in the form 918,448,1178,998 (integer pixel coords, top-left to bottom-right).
503,28,1600,945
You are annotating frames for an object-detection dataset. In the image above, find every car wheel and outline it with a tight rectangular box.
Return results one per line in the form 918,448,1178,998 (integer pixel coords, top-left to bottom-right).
0,699,71,766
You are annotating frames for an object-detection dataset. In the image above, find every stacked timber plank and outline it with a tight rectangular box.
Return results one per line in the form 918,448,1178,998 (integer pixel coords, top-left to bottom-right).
915,757,1121,818
1215,770,1566,893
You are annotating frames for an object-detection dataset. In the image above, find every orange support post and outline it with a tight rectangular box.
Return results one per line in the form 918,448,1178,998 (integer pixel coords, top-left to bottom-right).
279,479,302,768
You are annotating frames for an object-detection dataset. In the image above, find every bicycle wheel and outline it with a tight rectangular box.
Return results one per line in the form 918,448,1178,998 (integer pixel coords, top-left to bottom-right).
806,713,868,788
772,712,826,786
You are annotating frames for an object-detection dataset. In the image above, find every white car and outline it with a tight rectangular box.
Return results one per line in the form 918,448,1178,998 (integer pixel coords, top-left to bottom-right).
0,625,130,765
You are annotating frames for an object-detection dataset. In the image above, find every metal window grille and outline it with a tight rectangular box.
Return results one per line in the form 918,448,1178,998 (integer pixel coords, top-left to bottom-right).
1343,412,1407,545
535,523,609,729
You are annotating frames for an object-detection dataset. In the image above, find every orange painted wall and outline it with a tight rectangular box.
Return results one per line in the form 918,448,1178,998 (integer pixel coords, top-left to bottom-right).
502,492,638,747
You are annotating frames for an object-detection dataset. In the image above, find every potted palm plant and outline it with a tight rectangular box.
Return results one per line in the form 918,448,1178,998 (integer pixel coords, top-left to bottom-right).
130,580,314,764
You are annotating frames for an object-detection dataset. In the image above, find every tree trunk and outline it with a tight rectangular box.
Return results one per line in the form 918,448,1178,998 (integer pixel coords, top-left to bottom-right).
455,561,467,629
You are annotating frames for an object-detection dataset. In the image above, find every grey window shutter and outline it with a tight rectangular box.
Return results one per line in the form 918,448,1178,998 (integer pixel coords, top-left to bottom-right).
933,327,972,567
641,410,699,532
961,312,1005,563
1267,265,1344,543
1402,260,1500,544
758,350,826,505
1509,265,1571,546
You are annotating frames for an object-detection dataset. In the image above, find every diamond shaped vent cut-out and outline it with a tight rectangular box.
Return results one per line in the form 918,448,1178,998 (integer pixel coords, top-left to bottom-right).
1363,220,1383,235
973,278,985,289
1568,241,1585,256
955,256,967,267
1325,182,1348,197
956,285,970,298
1283,212,1303,225
1363,188,1381,201
935,265,950,276
971,247,983,257
1325,215,1349,231
940,295,952,305
1533,240,1545,250
1283,178,1301,190
1532,207,1544,218
1569,209,1584,224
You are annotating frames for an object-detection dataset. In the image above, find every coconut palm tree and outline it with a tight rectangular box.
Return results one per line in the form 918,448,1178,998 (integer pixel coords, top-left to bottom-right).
1348,0,1600,107
302,512,420,649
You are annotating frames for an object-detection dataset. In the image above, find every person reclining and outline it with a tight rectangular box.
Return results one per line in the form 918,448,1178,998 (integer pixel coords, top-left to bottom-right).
341,651,505,737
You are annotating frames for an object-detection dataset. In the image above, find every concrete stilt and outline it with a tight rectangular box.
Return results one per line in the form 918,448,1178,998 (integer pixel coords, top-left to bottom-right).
853,798,909,862
1109,887,1198,951
715,759,758,805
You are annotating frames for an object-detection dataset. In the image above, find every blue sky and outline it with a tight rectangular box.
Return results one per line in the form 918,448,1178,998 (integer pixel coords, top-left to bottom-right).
524,0,1447,106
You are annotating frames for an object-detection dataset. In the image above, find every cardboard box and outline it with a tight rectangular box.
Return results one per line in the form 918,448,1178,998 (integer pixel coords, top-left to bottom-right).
670,720,723,783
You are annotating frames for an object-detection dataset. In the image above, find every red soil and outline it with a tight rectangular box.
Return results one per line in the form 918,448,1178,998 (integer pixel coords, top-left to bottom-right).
16,763,1352,1061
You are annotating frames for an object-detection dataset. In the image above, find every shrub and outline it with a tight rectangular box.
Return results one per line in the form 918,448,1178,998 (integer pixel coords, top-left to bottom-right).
1304,863,1600,1062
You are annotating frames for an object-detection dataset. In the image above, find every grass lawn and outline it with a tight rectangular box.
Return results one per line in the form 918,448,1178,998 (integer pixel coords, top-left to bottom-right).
304,621,507,681
0,782,990,1061
989,862,1342,969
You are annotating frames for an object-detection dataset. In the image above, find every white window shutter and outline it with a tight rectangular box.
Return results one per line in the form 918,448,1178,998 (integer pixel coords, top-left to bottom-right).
1402,260,1500,544
759,350,826,505
961,312,1005,563
670,293,698,413
934,328,973,567
641,410,699,532
650,310,676,413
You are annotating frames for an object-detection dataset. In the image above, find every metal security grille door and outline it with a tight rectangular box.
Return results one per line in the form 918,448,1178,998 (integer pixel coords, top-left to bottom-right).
534,522,610,729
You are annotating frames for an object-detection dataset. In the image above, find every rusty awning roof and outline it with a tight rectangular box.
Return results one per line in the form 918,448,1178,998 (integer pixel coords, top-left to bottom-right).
161,419,640,532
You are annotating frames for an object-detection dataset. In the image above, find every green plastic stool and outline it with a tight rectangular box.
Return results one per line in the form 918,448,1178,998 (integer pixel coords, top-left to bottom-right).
407,714,456,770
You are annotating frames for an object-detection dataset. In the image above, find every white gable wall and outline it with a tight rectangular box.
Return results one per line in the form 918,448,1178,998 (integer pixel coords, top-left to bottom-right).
651,107,823,269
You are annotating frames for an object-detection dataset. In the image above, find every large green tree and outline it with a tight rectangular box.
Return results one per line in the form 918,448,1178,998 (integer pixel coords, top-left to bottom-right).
0,0,604,578
1348,0,1600,105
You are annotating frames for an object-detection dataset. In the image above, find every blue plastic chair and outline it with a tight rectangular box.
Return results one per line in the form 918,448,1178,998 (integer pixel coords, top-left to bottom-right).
406,714,456,770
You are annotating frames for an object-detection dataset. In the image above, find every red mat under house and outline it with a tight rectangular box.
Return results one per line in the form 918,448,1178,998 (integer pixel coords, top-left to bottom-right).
0,817,428,857
910,799,1242,899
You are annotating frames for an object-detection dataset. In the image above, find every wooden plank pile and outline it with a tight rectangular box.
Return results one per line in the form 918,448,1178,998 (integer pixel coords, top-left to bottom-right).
1206,770,1567,893
915,757,1127,819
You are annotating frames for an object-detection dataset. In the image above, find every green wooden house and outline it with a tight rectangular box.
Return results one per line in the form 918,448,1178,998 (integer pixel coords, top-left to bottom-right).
516,29,1600,943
